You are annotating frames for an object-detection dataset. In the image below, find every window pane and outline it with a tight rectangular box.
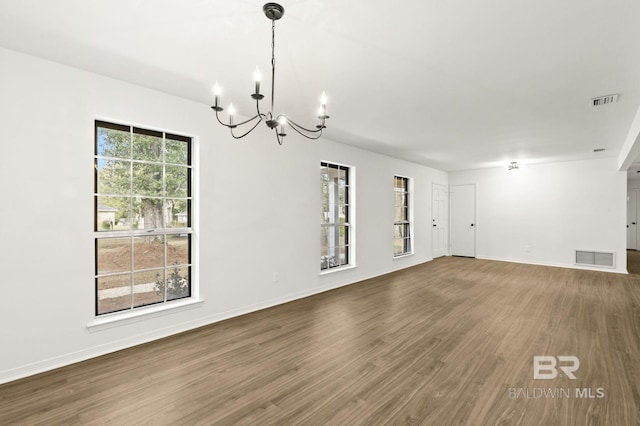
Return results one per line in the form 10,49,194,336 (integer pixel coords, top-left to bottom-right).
338,225,349,246
97,125,130,158
132,131,163,162
321,226,329,254
166,199,189,228
394,224,410,239
97,274,131,315
339,185,348,207
165,266,191,301
398,206,408,221
136,198,164,230
394,176,407,190
326,165,340,182
96,237,131,274
96,159,130,195
165,165,188,197
96,196,131,231
166,139,189,165
133,269,164,308
321,203,329,224
394,239,405,256
133,236,165,271
132,163,163,196
326,203,339,224
338,245,349,266
394,206,404,223
394,223,411,256
167,234,189,266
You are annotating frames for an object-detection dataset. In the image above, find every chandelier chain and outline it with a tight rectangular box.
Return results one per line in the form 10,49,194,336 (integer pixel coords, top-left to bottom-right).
271,19,276,116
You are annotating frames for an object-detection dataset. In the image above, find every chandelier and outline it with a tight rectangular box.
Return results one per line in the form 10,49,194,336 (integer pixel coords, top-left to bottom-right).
211,3,329,145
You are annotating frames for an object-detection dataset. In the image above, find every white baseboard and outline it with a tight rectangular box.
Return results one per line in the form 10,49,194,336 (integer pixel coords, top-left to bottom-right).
0,257,434,385
476,255,628,275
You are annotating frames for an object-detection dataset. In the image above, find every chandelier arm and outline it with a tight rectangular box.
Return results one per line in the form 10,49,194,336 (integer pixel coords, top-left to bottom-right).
215,108,263,128
285,116,325,134
275,129,284,146
255,98,269,120
230,115,265,139
286,120,324,140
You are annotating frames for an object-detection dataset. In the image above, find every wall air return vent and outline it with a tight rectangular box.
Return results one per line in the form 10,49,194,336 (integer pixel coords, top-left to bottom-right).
591,94,619,106
575,250,615,268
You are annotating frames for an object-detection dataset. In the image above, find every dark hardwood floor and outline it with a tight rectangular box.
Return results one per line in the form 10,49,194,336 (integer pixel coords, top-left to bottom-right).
1,256,639,425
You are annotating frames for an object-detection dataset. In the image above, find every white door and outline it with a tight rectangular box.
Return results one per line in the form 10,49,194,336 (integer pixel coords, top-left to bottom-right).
629,190,638,250
450,184,476,257
432,183,448,258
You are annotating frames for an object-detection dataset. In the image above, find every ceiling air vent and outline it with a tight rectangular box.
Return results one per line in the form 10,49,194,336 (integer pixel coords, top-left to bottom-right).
593,148,606,153
591,94,619,106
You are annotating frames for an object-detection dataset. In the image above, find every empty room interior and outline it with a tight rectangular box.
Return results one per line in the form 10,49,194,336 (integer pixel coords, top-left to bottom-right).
1,1,640,424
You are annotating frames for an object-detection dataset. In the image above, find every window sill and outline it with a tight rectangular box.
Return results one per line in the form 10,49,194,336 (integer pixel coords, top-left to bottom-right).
319,264,357,276
87,298,204,332
393,252,414,260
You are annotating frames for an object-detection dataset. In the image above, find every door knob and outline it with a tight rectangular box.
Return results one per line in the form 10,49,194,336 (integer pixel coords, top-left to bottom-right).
433,224,437,227
471,224,475,227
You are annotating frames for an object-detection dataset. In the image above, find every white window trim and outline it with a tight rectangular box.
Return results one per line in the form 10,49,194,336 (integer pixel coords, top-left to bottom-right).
393,174,413,258
93,119,200,318
87,298,204,332
320,161,355,272
319,264,358,276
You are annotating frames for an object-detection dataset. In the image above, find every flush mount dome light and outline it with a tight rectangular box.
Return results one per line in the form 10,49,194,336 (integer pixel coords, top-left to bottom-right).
211,3,329,145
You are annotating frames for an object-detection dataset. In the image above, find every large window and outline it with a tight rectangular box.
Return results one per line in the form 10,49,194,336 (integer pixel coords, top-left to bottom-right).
394,176,411,256
94,121,192,316
320,162,351,270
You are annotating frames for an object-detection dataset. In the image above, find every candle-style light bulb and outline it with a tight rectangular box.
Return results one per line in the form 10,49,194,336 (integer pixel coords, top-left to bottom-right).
278,116,287,136
213,82,222,107
254,67,262,95
228,103,236,125
320,91,327,116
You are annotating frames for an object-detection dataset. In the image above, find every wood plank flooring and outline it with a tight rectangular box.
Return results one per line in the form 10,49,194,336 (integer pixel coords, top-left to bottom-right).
1,256,640,425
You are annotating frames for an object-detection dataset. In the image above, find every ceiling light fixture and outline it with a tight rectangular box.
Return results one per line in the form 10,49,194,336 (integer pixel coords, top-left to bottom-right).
211,3,329,145
508,161,519,171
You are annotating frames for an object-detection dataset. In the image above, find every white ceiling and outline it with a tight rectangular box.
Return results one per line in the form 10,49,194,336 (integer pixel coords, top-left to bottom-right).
1,0,639,171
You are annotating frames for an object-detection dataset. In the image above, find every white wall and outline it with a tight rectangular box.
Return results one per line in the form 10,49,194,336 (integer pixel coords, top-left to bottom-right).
449,159,627,273
0,47,447,383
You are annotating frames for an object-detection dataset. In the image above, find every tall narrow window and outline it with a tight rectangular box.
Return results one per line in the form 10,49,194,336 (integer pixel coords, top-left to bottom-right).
94,121,193,316
320,162,351,270
394,176,411,256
